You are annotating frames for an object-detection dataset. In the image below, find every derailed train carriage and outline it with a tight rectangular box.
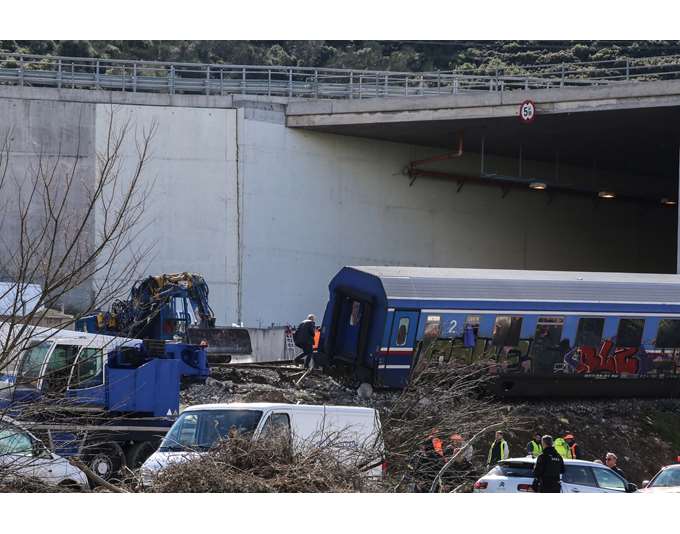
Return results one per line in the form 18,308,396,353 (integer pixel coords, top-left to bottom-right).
317,266,680,398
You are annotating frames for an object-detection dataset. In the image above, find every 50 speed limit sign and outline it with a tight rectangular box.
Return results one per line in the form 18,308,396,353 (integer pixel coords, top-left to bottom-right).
519,100,536,123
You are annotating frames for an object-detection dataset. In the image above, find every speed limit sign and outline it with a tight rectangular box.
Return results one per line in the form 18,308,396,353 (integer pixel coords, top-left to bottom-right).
519,100,536,123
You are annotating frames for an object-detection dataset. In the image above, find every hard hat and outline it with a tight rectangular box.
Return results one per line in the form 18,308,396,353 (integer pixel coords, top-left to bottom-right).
564,434,575,440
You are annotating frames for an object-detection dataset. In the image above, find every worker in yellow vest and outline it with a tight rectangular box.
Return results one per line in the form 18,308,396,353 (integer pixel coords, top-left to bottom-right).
526,432,543,458
487,430,510,468
553,436,573,459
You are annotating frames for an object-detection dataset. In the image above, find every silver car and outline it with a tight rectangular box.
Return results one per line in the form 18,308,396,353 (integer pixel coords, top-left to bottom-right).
473,457,637,493
0,416,89,490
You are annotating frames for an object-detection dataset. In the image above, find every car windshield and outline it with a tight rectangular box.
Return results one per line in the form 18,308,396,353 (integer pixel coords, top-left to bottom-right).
490,462,534,477
159,409,263,451
649,467,680,487
17,341,54,386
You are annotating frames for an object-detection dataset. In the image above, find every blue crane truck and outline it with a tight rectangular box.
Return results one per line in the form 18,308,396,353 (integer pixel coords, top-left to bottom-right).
75,272,252,364
0,329,209,481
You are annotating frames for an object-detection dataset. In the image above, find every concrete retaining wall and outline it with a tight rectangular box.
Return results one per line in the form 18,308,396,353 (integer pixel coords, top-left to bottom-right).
0,86,674,328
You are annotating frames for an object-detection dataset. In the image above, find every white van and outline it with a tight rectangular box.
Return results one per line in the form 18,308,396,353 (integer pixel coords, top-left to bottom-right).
141,402,384,485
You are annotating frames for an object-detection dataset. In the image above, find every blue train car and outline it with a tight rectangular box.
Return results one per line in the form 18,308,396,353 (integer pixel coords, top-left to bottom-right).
318,266,680,398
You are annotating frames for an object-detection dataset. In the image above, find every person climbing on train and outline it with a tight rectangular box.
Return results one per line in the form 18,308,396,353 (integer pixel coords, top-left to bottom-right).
553,435,573,459
532,435,565,493
526,432,543,458
486,430,509,469
564,433,582,459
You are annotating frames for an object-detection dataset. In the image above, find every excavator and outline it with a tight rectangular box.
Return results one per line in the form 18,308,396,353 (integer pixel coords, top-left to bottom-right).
75,273,251,364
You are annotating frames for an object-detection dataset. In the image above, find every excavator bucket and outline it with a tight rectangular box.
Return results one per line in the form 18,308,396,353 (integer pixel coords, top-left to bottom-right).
187,326,252,365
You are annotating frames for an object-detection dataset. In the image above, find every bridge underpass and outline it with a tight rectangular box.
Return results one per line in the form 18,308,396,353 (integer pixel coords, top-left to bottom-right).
3,58,680,325
287,81,680,274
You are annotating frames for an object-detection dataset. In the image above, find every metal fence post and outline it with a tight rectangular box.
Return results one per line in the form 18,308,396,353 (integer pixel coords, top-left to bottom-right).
71,61,75,89
95,59,100,89
132,62,137,93
288,68,293,98
560,63,565,88
349,71,353,99
170,65,175,95
206,65,211,95
19,55,23,87
359,74,363,99
268,69,272,97
220,68,224,96
242,67,246,95
57,58,62,89
437,71,441,94
315,69,319,98
626,59,630,80
384,73,389,97
376,72,379,98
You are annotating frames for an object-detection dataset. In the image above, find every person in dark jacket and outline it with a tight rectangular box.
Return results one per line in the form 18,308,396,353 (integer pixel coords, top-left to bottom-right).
605,452,625,478
533,435,565,493
294,314,316,367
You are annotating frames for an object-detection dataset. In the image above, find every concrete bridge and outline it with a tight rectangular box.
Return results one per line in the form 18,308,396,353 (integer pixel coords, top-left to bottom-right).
1,55,680,326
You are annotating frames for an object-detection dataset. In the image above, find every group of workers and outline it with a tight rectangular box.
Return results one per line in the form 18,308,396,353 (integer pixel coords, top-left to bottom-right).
486,429,625,493
410,430,476,492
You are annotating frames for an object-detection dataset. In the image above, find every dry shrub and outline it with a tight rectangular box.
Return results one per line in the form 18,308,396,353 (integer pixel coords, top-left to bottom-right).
0,473,67,493
379,345,526,492
148,434,377,493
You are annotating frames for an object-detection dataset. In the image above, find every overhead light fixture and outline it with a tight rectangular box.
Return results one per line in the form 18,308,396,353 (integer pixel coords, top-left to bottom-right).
598,191,616,199
529,181,547,190
661,198,677,206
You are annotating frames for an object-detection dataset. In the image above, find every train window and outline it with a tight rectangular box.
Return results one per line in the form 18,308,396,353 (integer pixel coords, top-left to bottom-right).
575,318,605,347
617,319,644,347
534,317,564,344
349,301,362,326
655,320,680,348
424,316,441,339
492,316,522,347
396,318,410,346
465,315,480,335
531,317,565,374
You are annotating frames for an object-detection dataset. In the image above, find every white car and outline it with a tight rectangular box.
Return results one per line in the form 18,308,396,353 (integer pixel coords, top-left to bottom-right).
473,457,637,493
141,402,384,486
0,416,89,490
639,463,680,493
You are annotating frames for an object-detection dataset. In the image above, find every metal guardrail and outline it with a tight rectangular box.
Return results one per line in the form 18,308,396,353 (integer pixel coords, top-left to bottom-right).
2,53,680,99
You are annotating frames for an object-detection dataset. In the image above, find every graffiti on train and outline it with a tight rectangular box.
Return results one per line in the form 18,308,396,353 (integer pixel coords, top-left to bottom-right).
563,340,652,375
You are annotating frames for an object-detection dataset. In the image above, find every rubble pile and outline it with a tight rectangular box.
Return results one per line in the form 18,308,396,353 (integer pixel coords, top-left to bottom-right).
181,365,397,408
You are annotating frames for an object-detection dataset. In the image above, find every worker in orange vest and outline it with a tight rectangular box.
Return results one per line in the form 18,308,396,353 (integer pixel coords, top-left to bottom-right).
564,433,582,459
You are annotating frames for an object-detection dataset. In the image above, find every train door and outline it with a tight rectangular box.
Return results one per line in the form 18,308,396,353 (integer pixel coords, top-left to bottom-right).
332,294,371,363
382,310,419,386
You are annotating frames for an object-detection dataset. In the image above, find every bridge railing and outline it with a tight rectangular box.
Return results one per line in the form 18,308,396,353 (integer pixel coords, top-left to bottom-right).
2,53,680,99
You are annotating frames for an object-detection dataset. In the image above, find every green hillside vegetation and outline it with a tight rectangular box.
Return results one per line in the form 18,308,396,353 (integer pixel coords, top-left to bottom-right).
2,40,680,73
